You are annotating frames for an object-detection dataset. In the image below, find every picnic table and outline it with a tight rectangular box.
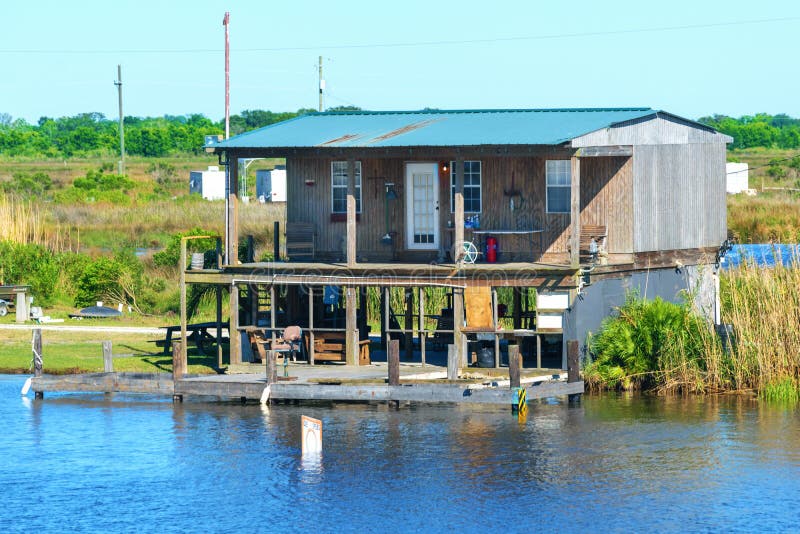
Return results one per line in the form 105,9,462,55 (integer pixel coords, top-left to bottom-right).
159,321,229,355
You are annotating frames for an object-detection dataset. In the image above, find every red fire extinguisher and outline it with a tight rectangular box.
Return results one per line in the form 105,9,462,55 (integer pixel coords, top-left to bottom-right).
486,236,498,263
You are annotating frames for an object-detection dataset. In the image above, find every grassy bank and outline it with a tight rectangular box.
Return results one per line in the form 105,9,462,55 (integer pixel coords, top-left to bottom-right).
0,328,218,375
585,261,800,400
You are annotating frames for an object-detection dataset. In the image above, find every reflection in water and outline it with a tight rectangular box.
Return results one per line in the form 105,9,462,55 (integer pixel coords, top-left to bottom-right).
3,376,800,532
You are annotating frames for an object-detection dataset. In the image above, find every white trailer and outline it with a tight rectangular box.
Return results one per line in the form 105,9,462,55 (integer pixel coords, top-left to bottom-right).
189,166,226,200
256,166,287,202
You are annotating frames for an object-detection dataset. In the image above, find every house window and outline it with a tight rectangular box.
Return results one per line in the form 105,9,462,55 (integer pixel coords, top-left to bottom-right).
331,161,362,213
450,160,481,213
546,160,571,213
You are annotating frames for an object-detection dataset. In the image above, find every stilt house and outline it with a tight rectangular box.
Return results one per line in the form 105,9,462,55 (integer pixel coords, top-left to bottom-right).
194,108,731,370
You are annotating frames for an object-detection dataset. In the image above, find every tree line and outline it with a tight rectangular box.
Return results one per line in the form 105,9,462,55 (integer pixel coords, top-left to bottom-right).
698,113,800,150
4,108,794,157
0,108,335,158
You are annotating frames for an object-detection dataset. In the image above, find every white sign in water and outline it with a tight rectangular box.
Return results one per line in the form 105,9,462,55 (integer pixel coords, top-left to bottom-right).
301,415,323,455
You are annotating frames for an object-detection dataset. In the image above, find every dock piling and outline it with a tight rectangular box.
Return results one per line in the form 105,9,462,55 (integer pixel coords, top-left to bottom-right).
447,344,458,381
567,339,581,403
172,341,185,403
102,341,113,373
508,344,520,388
388,339,400,386
33,328,43,399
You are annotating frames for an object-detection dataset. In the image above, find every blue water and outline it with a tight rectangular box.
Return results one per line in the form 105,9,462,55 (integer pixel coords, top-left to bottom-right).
721,244,800,268
2,375,800,533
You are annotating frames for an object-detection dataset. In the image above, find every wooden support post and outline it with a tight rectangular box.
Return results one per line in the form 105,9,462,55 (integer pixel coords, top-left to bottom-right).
180,238,188,370
102,341,113,373
270,285,277,348
249,284,259,329
454,158,464,261
229,282,241,365
383,287,390,349
404,287,413,361
453,288,465,367
216,285,223,369
419,288,426,367
508,344,521,388
32,328,43,399
536,334,542,369
567,339,581,403
388,339,400,386
227,155,239,265
345,286,358,365
216,238,223,368
492,287,500,368
273,221,280,261
308,286,315,365
346,158,357,267
447,344,458,381
172,340,184,403
266,350,277,385
570,156,581,269
358,286,368,343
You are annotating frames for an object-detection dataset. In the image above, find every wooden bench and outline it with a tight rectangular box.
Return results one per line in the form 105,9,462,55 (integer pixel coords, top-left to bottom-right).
310,331,370,365
285,222,316,261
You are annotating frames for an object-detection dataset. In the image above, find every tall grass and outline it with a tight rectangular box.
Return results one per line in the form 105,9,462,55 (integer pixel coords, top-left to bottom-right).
728,192,800,243
0,194,67,251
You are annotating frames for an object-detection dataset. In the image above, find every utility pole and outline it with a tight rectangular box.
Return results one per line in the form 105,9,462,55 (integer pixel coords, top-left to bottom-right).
318,56,323,112
223,11,230,139
114,65,125,175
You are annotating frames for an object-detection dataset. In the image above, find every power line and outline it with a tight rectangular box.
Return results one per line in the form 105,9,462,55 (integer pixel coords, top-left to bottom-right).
1,16,798,55
727,154,800,174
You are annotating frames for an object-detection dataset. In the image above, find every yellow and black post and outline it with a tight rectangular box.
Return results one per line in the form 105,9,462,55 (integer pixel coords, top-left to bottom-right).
512,387,527,417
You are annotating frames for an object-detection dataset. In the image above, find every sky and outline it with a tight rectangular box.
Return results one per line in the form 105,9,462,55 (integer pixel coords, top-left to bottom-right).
2,0,798,124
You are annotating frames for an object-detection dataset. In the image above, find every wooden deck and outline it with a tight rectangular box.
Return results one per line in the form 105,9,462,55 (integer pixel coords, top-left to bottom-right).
30,365,583,405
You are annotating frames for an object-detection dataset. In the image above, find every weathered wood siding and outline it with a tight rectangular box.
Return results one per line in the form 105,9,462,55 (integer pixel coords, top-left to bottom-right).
633,143,727,252
571,114,732,146
287,154,634,260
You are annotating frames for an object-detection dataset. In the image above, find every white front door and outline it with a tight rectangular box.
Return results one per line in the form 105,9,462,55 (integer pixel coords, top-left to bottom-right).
405,163,440,250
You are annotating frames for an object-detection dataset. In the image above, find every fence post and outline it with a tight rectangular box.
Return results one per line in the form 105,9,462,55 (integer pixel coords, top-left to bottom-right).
102,341,113,373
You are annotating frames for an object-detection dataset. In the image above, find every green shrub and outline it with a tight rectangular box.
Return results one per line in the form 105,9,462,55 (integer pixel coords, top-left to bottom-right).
584,295,709,391
0,241,61,305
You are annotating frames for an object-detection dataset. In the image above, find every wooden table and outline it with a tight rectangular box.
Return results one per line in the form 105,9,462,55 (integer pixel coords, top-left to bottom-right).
160,321,228,355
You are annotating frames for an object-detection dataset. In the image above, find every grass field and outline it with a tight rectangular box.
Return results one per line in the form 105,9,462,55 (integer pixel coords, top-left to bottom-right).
0,327,219,375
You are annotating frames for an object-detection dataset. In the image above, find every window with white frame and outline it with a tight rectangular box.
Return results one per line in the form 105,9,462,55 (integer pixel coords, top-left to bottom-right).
450,160,481,213
546,160,571,213
331,161,362,213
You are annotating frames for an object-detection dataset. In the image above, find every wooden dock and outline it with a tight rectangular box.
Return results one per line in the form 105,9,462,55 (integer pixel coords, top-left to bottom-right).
30,367,583,405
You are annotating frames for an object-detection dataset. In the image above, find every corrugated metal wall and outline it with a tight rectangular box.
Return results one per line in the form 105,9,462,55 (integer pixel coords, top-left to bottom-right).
633,143,727,252
572,114,731,146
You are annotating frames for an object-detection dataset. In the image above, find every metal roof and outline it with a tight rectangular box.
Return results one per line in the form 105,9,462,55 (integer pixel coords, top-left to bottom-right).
210,108,660,150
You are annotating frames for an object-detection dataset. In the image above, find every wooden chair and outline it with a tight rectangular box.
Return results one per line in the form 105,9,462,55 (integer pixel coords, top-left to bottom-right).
285,222,316,261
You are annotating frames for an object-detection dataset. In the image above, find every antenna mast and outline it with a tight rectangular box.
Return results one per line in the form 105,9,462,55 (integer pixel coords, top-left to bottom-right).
223,11,230,139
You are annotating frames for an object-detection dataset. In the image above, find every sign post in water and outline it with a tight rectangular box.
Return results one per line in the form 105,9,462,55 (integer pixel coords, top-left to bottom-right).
301,415,322,455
